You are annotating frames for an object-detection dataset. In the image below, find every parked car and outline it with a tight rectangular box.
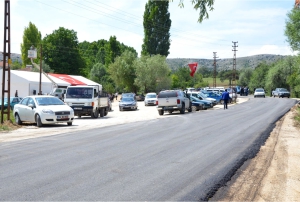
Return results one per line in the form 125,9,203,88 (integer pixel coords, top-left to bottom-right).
121,93,136,100
201,91,222,103
0,97,23,110
226,88,238,100
13,96,74,127
144,93,157,106
187,92,216,106
136,94,145,101
254,88,266,98
119,97,138,111
190,96,213,110
156,90,191,115
272,88,290,98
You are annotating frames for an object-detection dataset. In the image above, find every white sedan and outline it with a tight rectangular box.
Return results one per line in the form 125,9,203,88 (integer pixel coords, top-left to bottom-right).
254,88,266,98
13,96,74,127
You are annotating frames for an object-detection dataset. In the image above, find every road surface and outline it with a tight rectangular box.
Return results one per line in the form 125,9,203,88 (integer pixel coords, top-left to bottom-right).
0,97,297,201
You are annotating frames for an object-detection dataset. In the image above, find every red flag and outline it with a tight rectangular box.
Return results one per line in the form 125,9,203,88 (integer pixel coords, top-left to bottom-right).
188,62,198,77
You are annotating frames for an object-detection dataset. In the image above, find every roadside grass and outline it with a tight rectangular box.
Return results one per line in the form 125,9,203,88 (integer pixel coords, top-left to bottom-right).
293,104,300,128
203,77,234,88
0,110,19,131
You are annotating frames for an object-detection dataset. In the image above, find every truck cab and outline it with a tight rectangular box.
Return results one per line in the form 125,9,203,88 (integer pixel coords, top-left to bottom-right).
64,85,109,118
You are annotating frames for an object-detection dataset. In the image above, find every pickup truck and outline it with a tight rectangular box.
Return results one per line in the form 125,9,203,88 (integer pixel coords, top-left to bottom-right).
156,90,192,115
272,88,290,98
64,85,110,118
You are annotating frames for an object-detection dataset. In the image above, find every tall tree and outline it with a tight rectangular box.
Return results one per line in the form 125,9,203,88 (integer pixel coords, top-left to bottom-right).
142,0,171,57
20,22,42,67
285,8,300,51
42,27,85,75
134,55,171,93
108,50,138,93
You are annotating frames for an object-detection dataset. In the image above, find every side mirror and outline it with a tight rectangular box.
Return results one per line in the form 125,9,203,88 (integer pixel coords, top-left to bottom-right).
28,104,34,109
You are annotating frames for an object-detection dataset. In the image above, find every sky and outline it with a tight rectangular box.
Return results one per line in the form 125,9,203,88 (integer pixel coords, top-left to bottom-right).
0,0,297,60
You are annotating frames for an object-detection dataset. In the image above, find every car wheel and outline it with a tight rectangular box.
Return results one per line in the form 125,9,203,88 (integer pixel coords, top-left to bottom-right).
36,114,43,127
15,113,22,125
67,122,72,126
180,103,185,114
91,109,99,118
192,106,197,112
158,110,164,116
104,110,108,116
100,108,104,117
264,96,265,98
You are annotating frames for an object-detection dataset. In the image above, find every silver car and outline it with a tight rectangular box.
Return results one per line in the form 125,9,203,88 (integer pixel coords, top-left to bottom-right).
13,96,75,127
144,93,157,106
254,88,266,98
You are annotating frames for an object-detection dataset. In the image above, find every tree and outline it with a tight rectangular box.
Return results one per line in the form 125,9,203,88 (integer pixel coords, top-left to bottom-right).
171,66,205,89
173,0,215,23
134,55,171,93
248,62,271,92
108,50,138,93
20,22,42,67
142,0,171,57
238,68,253,87
31,61,54,73
285,8,300,51
43,27,85,75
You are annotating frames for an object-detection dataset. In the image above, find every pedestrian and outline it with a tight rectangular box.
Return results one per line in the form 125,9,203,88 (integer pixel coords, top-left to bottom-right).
244,86,249,96
15,90,18,97
241,87,244,96
115,92,118,101
221,89,230,110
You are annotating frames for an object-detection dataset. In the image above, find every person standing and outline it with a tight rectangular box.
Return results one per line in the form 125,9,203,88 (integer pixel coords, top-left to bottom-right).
221,89,230,110
15,90,18,97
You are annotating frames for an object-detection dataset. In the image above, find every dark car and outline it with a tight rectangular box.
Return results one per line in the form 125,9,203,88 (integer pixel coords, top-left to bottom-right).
119,97,138,111
0,97,22,110
201,91,222,103
190,96,213,110
136,94,145,101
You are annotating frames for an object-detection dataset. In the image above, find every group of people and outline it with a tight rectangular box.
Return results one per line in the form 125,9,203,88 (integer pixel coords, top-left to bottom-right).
108,92,119,102
240,86,249,96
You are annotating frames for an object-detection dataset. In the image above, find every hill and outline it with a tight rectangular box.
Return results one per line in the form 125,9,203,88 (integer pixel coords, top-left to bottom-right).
166,54,287,71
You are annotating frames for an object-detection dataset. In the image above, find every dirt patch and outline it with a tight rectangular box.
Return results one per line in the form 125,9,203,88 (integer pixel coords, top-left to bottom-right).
211,107,300,201
0,120,22,132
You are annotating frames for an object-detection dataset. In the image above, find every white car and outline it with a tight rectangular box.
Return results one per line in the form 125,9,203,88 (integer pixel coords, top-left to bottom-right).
144,93,157,106
254,88,266,98
13,96,74,127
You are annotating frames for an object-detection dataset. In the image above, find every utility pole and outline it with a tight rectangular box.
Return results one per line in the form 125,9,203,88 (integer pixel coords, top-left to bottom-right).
232,41,238,102
1,0,11,123
213,52,218,88
39,44,42,95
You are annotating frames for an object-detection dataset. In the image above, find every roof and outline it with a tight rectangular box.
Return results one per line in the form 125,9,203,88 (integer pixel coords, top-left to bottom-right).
11,70,70,86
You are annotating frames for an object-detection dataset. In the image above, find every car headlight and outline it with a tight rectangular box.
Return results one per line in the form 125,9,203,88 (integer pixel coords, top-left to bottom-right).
42,109,54,114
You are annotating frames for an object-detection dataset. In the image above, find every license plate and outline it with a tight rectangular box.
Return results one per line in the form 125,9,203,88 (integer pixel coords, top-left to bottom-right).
74,107,82,110
57,115,69,119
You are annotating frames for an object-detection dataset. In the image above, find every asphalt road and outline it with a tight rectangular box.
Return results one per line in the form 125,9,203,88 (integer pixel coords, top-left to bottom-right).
0,97,297,201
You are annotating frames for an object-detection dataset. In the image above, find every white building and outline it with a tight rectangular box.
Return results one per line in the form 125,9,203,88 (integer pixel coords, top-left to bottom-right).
0,70,102,98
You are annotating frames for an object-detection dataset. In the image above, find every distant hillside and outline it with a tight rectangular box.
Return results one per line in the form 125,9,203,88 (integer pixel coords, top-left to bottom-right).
166,54,287,71
0,53,287,72
0,52,22,63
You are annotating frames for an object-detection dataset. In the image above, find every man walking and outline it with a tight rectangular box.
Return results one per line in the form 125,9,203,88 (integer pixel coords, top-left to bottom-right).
222,89,230,110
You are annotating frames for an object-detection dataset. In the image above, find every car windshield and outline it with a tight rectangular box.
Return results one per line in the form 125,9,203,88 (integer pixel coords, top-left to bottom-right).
191,96,201,102
280,88,288,92
199,93,207,98
256,89,264,92
146,94,156,98
35,97,65,106
66,88,93,99
122,97,134,102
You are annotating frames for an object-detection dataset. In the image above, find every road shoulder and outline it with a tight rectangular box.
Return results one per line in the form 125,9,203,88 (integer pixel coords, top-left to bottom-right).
211,105,300,201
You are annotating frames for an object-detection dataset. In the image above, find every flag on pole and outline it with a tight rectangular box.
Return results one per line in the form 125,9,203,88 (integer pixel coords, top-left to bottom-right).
188,62,198,77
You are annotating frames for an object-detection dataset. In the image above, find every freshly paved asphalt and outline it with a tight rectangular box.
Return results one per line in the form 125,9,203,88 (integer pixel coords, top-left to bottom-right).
0,97,297,201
